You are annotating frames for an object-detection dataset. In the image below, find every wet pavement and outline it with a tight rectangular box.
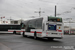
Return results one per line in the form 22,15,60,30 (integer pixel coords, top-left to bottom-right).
0,43,11,50
0,34,75,50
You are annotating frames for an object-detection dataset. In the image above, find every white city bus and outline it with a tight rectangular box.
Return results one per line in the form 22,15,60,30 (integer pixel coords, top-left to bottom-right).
0,24,24,34
22,16,64,40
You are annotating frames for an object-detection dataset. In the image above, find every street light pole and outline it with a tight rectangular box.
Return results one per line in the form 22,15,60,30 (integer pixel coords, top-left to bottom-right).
64,18,72,34
55,5,56,17
67,18,72,34
69,21,70,34
34,8,44,17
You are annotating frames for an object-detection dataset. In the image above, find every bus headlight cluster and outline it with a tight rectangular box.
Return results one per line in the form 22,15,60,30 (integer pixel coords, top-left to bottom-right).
59,33,62,35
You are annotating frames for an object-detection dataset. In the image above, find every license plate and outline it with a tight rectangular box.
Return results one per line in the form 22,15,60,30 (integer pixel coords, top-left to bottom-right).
52,33,57,34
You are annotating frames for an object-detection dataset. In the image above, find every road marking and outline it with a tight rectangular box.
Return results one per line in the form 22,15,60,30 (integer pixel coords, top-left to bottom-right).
0,43,11,50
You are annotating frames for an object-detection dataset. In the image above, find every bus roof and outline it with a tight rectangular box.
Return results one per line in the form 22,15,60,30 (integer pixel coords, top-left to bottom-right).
22,17,43,25
23,17,43,22
48,16,62,19
0,24,20,25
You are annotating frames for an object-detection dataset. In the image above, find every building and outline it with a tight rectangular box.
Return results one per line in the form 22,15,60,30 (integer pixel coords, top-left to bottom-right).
64,26,69,30
10,19,24,24
0,21,10,24
64,26,75,34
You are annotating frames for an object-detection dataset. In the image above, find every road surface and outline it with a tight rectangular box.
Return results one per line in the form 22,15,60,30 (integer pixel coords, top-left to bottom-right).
0,34,75,50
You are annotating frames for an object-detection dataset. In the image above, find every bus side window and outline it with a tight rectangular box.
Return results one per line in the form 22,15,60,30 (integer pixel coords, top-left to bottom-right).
35,19,42,29
11,27,12,29
28,20,35,29
26,21,35,32
43,23,44,31
28,23,35,29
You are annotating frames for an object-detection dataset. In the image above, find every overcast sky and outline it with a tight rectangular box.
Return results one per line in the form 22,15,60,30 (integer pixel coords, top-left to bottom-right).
0,0,75,27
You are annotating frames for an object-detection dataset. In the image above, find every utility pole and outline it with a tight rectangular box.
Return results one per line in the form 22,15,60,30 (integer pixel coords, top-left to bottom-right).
55,5,57,17
10,17,11,23
34,8,44,17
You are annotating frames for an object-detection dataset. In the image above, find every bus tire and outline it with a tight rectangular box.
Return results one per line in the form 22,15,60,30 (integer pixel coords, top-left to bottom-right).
34,31,37,39
23,31,27,37
48,38,54,41
13,31,16,34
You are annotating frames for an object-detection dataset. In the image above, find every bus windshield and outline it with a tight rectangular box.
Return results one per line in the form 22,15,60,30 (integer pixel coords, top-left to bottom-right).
48,16,62,22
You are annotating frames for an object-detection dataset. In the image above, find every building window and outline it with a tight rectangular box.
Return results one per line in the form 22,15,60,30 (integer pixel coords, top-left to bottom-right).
11,21,13,23
14,21,18,24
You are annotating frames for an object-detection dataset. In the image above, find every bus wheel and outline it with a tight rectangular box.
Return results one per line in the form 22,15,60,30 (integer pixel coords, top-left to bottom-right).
13,31,16,34
23,31,26,37
48,38,54,41
34,31,37,39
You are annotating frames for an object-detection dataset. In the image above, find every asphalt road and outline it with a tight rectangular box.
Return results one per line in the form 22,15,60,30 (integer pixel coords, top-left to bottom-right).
0,34,75,50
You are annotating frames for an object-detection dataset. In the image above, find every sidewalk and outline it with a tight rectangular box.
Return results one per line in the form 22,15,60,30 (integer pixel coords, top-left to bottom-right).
0,43,11,50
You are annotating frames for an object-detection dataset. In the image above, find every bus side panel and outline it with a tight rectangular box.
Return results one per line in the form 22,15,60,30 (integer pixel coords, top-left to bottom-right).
0,31,13,33
31,29,42,37
21,29,25,35
25,32,34,36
